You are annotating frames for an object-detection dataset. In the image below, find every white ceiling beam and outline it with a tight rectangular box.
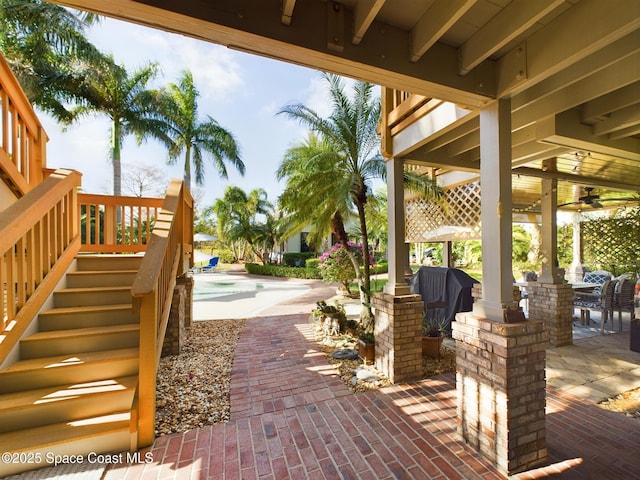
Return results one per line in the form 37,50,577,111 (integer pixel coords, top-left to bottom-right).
513,51,640,130
410,0,476,63
497,0,640,97
537,110,640,162
582,81,640,122
458,0,564,75
281,0,296,26
593,105,640,136
512,31,640,113
352,0,385,45
512,167,640,191
609,124,640,140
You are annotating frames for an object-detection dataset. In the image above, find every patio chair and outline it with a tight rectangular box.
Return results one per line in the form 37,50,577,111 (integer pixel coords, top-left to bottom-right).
573,278,617,334
582,270,612,293
201,256,219,273
614,276,636,331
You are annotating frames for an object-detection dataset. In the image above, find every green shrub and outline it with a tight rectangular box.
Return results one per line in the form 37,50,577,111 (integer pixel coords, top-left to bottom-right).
282,252,316,267
216,248,236,264
306,258,320,268
245,263,321,279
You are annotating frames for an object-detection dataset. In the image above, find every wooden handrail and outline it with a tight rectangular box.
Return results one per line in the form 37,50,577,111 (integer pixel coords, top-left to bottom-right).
0,169,81,363
131,178,193,447
78,193,163,253
0,54,47,196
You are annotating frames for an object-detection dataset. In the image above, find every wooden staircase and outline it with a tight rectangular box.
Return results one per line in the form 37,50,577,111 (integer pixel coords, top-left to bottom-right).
0,255,142,476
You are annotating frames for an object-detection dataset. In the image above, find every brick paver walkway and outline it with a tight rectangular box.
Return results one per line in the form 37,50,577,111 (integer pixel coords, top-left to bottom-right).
103,280,640,480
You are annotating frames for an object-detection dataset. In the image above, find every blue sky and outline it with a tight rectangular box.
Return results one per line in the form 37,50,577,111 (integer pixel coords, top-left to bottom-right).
38,16,339,208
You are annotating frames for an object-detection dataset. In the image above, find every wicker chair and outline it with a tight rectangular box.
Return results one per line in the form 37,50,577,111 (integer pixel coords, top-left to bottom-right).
573,279,617,334
614,277,636,331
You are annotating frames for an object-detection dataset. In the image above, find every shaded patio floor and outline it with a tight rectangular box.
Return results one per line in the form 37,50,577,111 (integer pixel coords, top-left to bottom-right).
100,279,640,480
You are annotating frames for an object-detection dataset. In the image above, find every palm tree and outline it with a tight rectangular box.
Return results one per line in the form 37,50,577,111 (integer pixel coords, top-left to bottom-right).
0,0,103,121
212,186,274,263
156,70,244,191
67,58,166,196
278,73,440,331
277,133,356,249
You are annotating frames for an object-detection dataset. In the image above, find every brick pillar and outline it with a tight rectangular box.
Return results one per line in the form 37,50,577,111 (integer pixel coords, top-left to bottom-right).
177,275,194,328
452,313,548,476
162,284,185,356
372,292,423,383
527,283,573,346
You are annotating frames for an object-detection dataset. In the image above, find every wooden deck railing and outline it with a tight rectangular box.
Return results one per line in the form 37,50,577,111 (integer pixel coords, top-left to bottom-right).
0,54,47,197
78,193,164,253
380,87,443,158
0,169,81,362
131,179,193,447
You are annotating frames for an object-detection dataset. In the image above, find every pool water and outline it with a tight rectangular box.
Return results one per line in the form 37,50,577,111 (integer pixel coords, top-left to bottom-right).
193,279,265,301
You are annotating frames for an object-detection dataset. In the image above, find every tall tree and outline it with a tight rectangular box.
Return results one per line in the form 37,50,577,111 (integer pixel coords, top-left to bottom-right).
0,0,103,120
278,73,440,331
67,58,165,196
212,186,275,263
156,70,244,191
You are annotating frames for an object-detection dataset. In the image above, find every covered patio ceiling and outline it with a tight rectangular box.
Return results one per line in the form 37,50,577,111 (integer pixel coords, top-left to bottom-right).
51,0,640,212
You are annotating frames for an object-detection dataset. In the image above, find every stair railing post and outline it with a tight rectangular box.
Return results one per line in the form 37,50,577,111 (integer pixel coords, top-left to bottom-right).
134,289,158,448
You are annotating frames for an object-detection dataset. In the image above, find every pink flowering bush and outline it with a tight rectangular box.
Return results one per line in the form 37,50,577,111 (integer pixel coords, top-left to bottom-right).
318,242,363,293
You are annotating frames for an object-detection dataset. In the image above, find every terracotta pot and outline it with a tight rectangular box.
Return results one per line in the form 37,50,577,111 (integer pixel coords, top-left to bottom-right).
358,339,375,363
422,334,443,358
631,321,640,353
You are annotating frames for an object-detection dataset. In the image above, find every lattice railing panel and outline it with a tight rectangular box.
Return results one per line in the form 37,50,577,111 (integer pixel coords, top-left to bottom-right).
406,182,482,242
581,211,640,274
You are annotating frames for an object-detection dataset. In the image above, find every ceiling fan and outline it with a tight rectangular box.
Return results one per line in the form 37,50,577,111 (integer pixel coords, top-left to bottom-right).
558,187,639,209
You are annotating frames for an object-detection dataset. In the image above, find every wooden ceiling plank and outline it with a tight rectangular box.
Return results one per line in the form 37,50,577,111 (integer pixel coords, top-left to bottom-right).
458,0,564,75
352,0,385,45
410,0,476,62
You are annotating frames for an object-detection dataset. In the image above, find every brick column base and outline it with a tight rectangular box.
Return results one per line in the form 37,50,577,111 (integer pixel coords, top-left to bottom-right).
162,284,185,357
452,313,548,476
372,292,423,384
527,283,573,346
177,275,194,328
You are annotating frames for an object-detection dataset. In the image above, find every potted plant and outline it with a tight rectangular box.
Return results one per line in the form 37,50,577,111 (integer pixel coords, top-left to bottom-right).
358,331,375,363
314,301,347,335
422,314,447,358
345,318,360,337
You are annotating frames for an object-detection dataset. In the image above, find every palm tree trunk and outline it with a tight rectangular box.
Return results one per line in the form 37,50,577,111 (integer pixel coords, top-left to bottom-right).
112,120,122,196
183,146,192,190
355,200,374,332
111,120,123,226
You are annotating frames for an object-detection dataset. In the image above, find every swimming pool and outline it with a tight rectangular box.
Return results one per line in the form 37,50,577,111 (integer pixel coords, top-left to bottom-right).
191,273,310,320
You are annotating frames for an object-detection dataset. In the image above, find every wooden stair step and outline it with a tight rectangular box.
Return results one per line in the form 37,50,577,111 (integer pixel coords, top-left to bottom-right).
75,254,143,271
0,348,139,393
54,286,132,307
66,270,138,288
38,304,136,331
20,324,140,359
0,413,131,476
0,376,137,433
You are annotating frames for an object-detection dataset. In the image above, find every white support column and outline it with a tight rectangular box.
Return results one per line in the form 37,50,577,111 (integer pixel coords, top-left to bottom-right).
538,160,561,284
473,98,513,321
384,157,411,295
